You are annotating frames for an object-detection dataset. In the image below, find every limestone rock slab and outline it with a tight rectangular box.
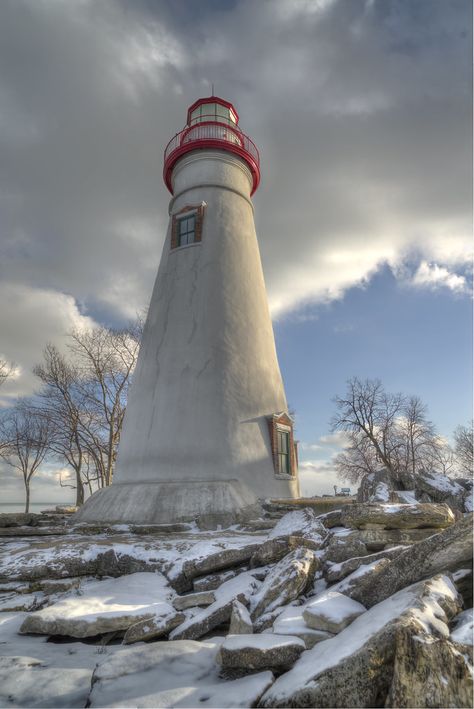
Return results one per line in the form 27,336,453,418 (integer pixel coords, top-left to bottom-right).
217,633,305,672
357,469,396,503
302,591,366,633
173,590,215,610
193,568,246,592
259,574,462,708
340,502,455,530
357,526,441,550
0,528,267,594
0,612,115,709
341,513,473,608
416,470,466,510
20,572,175,638
387,623,473,708
272,604,333,649
0,513,39,528
0,656,93,708
251,548,317,620
325,545,407,583
88,638,274,708
250,509,327,567
229,600,253,634
322,531,368,563
250,538,289,567
123,608,185,644
170,572,259,641
0,591,48,612
181,542,262,588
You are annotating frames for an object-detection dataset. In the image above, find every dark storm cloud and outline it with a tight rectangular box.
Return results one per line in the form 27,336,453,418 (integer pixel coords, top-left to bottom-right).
0,0,471,399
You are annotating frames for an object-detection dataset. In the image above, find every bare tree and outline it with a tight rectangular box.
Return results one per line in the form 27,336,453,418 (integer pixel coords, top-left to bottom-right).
453,421,474,477
32,318,142,501
33,345,89,506
68,319,141,487
0,359,14,388
397,396,442,476
331,378,406,479
332,433,380,486
332,378,443,484
0,403,51,512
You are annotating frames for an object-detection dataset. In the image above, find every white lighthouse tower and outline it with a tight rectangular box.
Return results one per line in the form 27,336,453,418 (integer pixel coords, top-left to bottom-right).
76,96,299,526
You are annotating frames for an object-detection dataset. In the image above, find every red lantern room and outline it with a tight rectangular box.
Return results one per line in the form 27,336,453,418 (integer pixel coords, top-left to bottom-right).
163,96,261,196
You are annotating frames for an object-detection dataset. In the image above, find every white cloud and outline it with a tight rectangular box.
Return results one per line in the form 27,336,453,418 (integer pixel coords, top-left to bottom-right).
298,458,353,496
299,442,323,452
0,282,97,403
410,261,468,294
318,431,352,448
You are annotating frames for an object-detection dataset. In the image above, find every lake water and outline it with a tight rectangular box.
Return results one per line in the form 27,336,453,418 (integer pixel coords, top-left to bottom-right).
0,502,59,514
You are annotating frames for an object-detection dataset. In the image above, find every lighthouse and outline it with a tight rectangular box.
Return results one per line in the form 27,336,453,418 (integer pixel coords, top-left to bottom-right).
76,96,299,526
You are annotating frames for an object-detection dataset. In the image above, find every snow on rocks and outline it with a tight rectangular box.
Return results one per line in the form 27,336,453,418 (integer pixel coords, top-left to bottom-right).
387,620,473,707
457,478,474,513
193,567,247,592
88,638,274,708
180,540,263,589
0,591,48,612
267,509,327,547
173,590,215,610
0,529,266,593
19,572,175,638
357,469,397,503
450,608,474,646
302,591,366,633
358,468,472,513
321,530,368,563
324,546,407,583
0,655,93,708
216,633,305,673
0,612,111,708
229,600,253,634
123,608,185,645
272,604,333,648
340,502,455,530
393,489,418,504
340,513,473,608
416,470,466,510
259,574,463,708
250,548,317,621
170,572,259,641
250,509,327,567
331,558,392,598
249,538,289,567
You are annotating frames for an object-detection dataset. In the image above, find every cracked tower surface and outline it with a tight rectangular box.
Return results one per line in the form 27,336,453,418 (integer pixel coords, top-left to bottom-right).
76,96,300,526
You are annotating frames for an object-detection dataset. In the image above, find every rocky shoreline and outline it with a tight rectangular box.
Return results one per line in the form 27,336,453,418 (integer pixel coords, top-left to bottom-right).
0,498,472,707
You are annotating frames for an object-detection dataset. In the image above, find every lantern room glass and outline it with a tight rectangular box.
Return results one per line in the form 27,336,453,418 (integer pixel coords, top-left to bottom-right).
189,102,237,126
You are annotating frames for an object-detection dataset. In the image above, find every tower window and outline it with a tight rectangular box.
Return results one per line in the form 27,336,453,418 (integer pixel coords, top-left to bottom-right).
177,213,196,246
171,204,205,250
267,412,298,478
277,429,290,474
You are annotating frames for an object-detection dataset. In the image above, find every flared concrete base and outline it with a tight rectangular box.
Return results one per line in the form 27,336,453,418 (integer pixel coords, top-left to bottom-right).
73,480,263,529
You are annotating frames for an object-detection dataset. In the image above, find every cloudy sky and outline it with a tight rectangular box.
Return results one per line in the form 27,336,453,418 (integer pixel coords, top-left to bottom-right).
0,0,472,504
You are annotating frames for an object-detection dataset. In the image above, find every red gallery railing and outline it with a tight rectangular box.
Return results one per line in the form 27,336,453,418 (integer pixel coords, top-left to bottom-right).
163,120,260,196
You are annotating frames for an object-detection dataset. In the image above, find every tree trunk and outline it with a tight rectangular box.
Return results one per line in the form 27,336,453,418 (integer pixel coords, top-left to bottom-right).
24,482,30,513
75,467,84,506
